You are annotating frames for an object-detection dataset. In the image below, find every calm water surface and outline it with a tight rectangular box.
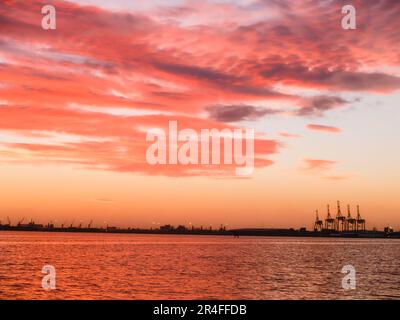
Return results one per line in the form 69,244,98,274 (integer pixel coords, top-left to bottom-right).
0,231,399,299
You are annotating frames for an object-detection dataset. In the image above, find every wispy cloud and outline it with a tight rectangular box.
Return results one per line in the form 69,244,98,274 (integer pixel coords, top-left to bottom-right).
296,96,348,116
323,175,352,181
206,105,280,122
92,198,114,203
279,132,302,138
303,158,337,171
306,124,341,133
0,0,399,177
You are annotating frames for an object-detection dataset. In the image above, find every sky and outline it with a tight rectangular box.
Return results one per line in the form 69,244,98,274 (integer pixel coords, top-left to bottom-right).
0,0,399,229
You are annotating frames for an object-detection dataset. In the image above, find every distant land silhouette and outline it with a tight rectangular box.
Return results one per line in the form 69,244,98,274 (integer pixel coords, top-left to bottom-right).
0,220,399,239
1,201,398,238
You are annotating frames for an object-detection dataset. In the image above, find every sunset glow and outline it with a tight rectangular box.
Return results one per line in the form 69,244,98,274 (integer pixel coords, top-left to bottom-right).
0,0,399,230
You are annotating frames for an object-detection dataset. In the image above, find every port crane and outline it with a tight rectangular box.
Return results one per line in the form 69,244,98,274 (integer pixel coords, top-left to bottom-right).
314,210,323,231
324,205,335,230
356,205,366,231
335,201,346,231
346,205,357,231
88,220,93,229
314,201,367,233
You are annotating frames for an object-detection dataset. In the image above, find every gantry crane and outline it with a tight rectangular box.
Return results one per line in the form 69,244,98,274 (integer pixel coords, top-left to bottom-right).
356,205,366,231
346,205,356,231
17,217,25,227
325,205,335,230
335,201,346,231
314,210,323,231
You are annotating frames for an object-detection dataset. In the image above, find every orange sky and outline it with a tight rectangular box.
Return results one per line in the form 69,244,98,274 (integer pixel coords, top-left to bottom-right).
0,0,399,229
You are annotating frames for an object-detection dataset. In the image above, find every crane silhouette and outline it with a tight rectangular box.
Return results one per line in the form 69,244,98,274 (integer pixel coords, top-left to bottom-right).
324,205,335,230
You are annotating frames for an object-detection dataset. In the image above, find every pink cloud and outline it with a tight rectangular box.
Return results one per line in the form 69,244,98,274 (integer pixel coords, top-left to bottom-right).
279,132,302,138
0,0,399,177
323,175,352,181
306,124,341,133
303,159,337,171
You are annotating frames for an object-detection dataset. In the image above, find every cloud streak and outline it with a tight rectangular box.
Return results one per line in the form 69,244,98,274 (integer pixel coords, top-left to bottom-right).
296,96,348,116
303,159,337,171
206,105,279,122
306,124,341,133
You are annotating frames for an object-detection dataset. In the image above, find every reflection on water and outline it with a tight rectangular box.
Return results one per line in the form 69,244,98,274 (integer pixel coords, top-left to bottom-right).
0,231,399,300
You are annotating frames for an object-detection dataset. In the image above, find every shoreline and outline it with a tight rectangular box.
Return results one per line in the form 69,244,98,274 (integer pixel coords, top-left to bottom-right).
1,226,399,239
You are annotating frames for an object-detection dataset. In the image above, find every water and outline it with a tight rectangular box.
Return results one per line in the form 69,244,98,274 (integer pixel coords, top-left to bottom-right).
0,231,399,300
